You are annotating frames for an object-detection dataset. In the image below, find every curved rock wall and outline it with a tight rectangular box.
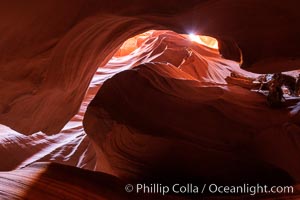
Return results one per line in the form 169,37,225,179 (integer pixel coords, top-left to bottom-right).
1,0,300,135
83,31,300,185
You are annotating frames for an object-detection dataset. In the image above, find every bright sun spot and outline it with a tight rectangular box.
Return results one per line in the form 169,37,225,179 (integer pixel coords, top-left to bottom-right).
188,33,218,49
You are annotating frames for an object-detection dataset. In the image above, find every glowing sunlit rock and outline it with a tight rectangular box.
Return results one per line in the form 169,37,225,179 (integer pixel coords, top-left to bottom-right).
188,33,218,49
113,30,219,59
114,30,154,57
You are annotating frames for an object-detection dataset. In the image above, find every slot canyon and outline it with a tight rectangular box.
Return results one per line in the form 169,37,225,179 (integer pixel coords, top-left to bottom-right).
0,0,300,199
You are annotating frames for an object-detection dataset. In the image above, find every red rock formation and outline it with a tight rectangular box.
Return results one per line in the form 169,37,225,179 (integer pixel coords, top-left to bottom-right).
1,0,300,134
84,31,300,185
0,1,300,199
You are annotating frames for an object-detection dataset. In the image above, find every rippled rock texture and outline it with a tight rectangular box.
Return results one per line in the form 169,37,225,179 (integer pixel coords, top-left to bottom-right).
1,0,300,134
84,31,300,185
1,1,300,199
